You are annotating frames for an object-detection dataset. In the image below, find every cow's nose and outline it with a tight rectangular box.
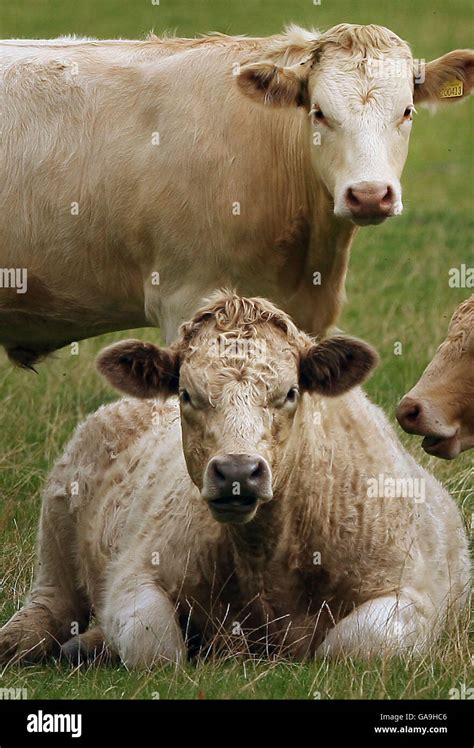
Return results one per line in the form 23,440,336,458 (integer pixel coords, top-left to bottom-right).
205,454,272,505
396,396,423,433
345,181,395,219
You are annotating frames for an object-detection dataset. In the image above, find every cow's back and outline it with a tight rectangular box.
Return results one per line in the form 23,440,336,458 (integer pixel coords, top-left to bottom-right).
0,37,320,350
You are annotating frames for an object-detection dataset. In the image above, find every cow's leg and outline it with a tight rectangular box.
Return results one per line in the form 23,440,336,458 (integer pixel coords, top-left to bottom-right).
144,283,204,345
316,592,436,658
0,488,88,664
61,626,112,665
0,586,88,665
101,576,185,668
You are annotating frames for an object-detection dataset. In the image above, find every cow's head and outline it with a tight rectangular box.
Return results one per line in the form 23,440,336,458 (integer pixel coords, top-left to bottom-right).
97,292,377,524
396,296,474,459
237,24,473,225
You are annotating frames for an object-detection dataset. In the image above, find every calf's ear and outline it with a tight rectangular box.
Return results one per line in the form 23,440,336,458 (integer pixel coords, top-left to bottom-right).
96,339,180,399
414,50,474,106
237,61,310,108
300,336,378,397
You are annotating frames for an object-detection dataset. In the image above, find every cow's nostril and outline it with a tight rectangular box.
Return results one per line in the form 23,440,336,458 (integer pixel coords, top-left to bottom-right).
346,188,360,208
250,462,262,479
404,404,420,421
380,185,393,206
396,397,423,433
212,463,226,483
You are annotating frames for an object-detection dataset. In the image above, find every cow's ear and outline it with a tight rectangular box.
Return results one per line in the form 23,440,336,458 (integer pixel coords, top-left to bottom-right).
237,61,310,108
414,50,474,106
96,339,180,399
299,337,378,396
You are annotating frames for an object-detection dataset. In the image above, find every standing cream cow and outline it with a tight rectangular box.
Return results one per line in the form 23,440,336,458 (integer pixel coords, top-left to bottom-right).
397,295,474,458
1,25,473,366
0,292,468,665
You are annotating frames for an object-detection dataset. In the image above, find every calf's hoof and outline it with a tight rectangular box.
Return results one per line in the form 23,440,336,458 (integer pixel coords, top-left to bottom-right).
60,634,112,665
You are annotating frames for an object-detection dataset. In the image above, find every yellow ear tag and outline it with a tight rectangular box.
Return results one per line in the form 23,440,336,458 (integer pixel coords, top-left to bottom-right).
439,79,464,98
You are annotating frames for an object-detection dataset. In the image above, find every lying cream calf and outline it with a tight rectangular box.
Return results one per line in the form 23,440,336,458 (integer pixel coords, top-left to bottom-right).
0,292,469,665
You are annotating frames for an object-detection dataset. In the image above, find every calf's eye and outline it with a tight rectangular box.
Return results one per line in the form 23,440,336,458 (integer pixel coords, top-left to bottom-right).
180,389,192,405
285,387,299,404
403,106,414,120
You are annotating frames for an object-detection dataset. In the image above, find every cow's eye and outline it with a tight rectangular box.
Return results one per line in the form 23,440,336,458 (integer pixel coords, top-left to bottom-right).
312,107,325,122
179,389,192,405
403,106,414,120
285,387,299,404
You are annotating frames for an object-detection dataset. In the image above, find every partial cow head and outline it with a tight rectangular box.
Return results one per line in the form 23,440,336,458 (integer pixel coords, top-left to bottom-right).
237,24,473,225
97,292,377,524
397,296,474,459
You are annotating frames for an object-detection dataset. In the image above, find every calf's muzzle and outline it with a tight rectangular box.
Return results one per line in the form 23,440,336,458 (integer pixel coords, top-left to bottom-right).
202,454,273,521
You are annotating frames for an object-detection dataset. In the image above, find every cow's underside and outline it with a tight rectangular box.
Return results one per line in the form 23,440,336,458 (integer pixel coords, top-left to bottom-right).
0,300,151,368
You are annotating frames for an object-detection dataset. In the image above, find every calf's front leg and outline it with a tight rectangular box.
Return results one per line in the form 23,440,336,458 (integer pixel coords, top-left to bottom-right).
316,592,435,658
101,575,185,668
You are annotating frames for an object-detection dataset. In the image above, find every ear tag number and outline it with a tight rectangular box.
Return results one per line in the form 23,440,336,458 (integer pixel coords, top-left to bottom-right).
439,79,464,98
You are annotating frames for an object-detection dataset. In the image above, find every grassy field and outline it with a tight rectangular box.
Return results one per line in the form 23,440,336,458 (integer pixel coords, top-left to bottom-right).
0,0,472,700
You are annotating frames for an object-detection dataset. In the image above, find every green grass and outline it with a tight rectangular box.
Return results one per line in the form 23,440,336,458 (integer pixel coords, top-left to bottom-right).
0,0,473,700
1,638,472,699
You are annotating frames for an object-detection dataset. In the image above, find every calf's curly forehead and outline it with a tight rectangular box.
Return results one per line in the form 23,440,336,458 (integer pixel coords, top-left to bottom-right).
176,291,310,356
434,295,474,359
448,295,474,336
178,291,307,343
173,292,308,403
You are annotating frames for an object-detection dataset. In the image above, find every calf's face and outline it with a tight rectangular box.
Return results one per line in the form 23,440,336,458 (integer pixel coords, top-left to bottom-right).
397,298,474,459
97,311,377,524
238,24,473,226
